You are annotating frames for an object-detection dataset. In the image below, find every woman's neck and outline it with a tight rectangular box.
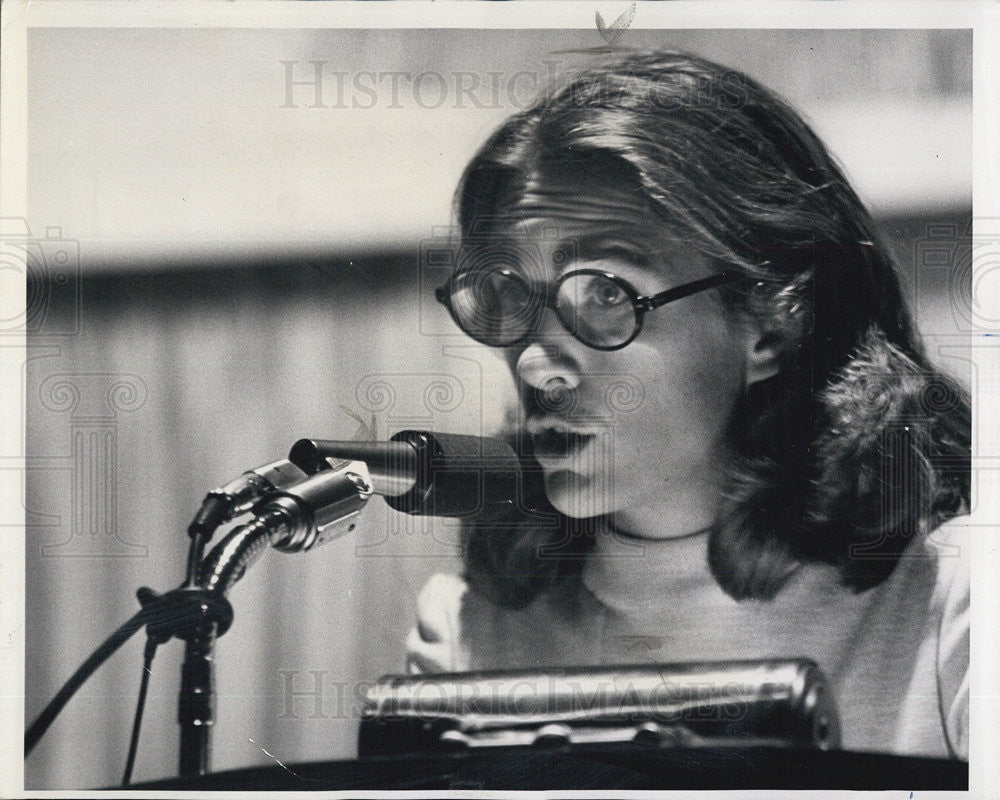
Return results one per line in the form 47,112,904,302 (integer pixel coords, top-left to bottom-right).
608,492,718,541
608,451,728,540
608,517,711,542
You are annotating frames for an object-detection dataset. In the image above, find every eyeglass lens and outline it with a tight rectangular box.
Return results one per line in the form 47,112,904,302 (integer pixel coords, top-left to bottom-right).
556,272,637,347
448,269,539,347
448,269,640,348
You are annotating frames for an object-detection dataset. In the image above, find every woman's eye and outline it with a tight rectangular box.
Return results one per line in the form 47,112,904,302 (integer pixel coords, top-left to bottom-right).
587,277,628,308
497,275,530,302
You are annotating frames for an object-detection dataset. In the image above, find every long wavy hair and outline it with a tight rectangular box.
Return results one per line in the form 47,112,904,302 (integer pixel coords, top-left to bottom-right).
456,51,970,605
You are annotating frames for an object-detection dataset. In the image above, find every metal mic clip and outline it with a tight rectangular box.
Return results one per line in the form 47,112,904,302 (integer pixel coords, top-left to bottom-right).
264,460,374,553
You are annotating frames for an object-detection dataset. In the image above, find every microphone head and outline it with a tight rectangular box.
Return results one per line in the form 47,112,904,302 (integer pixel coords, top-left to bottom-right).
289,438,418,494
289,431,526,518
384,431,523,518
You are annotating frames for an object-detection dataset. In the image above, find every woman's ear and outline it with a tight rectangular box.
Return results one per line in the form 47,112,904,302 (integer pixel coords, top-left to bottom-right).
743,324,783,387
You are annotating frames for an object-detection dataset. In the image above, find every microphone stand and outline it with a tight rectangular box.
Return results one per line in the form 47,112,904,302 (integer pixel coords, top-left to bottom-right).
136,514,290,777
163,464,373,777
25,459,372,780
179,625,219,775
134,583,233,777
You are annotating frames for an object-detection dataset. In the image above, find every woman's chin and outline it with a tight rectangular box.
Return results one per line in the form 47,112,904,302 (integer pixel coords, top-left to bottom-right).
543,468,612,519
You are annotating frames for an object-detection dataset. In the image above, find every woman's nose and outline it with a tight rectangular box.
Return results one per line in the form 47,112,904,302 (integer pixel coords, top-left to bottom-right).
516,343,581,417
515,312,582,396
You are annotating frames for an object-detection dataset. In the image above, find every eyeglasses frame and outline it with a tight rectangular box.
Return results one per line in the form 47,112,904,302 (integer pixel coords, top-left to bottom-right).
435,268,737,351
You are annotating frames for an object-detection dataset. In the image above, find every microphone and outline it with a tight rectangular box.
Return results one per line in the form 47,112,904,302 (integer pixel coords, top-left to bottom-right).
197,432,522,594
200,461,376,593
288,430,522,518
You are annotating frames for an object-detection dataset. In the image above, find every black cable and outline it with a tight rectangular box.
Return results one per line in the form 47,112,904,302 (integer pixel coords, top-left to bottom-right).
188,495,230,543
121,637,158,786
25,607,149,756
186,530,206,586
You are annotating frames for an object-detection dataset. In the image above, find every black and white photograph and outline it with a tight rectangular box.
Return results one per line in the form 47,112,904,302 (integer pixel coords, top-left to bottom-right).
3,1,999,795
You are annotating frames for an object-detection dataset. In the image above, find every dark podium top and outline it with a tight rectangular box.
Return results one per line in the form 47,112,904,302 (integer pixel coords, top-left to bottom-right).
131,745,968,791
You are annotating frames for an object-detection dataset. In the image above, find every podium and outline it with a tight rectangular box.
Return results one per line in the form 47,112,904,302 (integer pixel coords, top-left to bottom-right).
129,745,968,791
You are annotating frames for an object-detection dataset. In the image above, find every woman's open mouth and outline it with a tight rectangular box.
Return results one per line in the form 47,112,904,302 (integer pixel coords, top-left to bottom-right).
531,427,597,460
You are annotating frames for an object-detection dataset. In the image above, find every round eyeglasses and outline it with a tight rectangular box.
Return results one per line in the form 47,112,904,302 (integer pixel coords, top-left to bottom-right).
435,268,736,351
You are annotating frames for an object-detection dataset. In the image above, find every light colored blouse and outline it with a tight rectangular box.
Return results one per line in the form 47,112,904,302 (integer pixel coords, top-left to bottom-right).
406,518,969,759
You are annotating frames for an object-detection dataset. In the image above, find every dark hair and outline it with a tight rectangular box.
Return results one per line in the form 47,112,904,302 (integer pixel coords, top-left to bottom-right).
457,51,970,604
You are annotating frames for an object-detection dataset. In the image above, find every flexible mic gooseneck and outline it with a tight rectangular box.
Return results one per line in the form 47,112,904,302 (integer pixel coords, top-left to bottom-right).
187,460,309,541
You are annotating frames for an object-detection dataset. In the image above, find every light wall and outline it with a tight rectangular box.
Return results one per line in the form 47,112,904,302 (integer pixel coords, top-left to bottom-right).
27,28,971,268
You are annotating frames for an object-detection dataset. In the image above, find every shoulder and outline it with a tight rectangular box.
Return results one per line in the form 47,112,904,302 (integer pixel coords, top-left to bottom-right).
878,514,969,611
923,514,971,758
922,514,971,627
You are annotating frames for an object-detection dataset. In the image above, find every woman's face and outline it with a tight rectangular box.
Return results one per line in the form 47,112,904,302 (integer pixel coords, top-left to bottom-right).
494,165,768,539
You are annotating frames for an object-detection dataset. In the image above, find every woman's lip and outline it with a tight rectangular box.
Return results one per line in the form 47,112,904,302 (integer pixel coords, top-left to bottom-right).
525,417,601,437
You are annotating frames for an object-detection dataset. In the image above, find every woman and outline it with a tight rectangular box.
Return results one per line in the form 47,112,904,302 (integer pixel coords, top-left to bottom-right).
406,51,970,759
